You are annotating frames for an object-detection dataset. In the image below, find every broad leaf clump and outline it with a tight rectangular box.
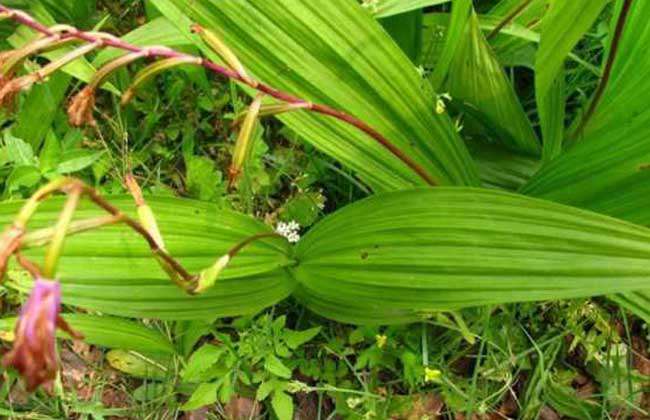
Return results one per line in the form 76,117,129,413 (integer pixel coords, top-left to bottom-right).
0,0,648,418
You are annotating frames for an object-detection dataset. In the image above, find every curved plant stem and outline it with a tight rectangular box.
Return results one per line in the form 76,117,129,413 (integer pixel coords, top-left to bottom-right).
572,0,634,139
0,6,437,186
227,232,285,258
486,0,533,40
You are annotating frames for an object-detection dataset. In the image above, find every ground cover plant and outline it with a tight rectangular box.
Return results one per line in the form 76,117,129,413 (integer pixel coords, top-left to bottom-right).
0,0,649,418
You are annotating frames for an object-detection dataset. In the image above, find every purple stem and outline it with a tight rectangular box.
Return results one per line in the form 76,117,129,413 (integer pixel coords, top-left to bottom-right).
0,6,437,186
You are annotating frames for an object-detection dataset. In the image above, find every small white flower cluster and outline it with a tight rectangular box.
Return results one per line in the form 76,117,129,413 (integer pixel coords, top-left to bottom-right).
276,220,301,243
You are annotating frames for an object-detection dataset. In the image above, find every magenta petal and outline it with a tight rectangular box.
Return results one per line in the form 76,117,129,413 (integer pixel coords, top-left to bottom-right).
2,277,62,391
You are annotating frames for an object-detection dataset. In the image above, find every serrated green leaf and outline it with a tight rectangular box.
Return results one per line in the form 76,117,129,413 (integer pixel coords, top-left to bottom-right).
181,382,219,411
56,149,105,174
264,355,292,379
182,344,224,383
256,380,276,401
4,132,35,166
271,390,294,420
5,166,41,193
185,156,223,201
39,131,62,174
283,327,321,350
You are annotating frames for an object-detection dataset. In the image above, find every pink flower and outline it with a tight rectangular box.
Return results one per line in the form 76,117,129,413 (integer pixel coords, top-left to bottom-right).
2,278,82,391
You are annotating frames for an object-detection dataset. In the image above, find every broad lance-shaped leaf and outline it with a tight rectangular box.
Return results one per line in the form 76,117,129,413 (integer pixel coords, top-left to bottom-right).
151,0,479,191
466,139,540,191
379,10,423,63
293,188,650,325
538,69,565,164
571,0,643,140
429,0,472,90
0,196,294,320
534,0,606,164
445,11,540,156
0,313,175,355
522,1,650,225
535,0,608,98
427,2,539,155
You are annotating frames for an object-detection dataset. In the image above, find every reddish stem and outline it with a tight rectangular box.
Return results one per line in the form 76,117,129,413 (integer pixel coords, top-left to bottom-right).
573,0,634,138
0,6,437,186
486,0,534,40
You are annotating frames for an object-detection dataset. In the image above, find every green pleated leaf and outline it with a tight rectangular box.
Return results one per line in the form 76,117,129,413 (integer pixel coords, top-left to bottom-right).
369,0,451,18
0,314,175,354
571,0,645,139
379,10,423,62
535,0,608,97
466,140,540,191
152,0,479,191
445,11,540,155
502,1,650,322
429,0,472,89
293,188,650,325
0,196,294,320
522,1,650,225
423,9,598,73
484,0,549,69
610,292,650,324
538,69,565,164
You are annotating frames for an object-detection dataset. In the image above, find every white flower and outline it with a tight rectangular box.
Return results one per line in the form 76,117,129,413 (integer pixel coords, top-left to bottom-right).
276,220,301,243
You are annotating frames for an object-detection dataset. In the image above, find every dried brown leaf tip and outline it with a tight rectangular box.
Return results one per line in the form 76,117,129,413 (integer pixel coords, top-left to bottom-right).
0,71,22,112
0,225,24,279
67,86,96,127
